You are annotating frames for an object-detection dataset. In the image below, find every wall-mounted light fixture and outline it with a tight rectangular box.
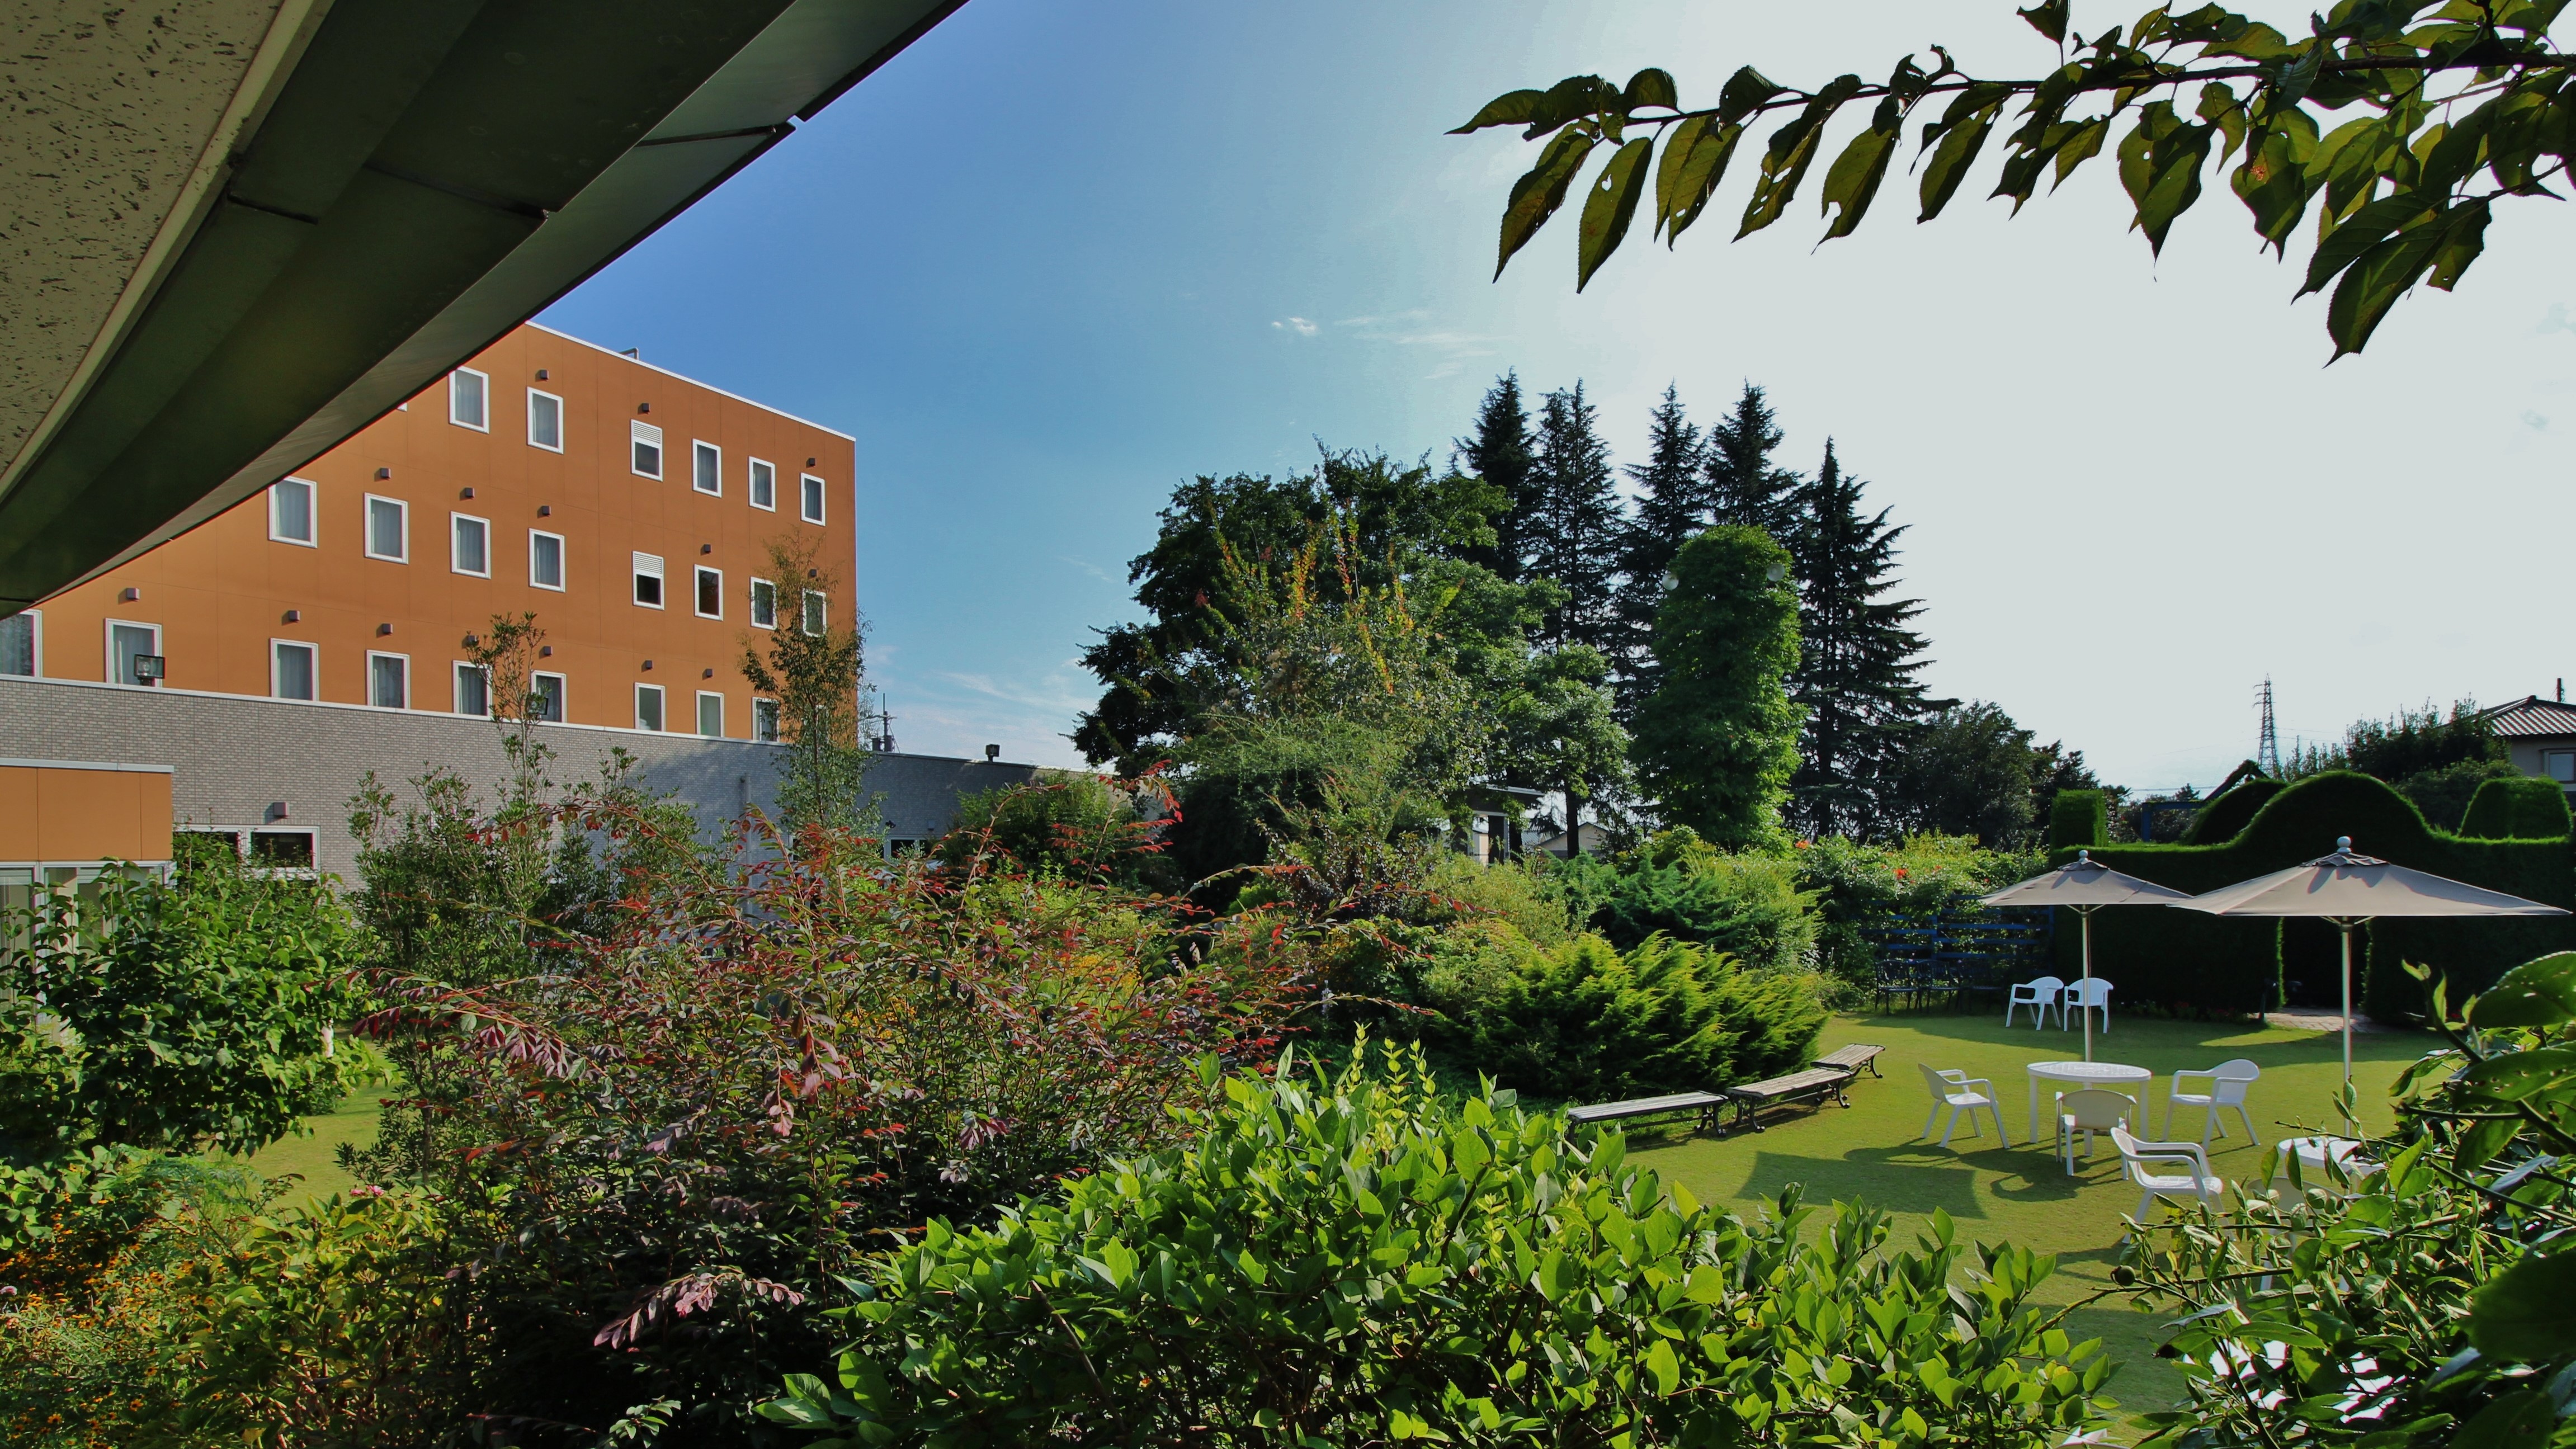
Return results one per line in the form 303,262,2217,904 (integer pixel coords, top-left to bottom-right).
535,368,549,380
539,645,552,657
701,667,714,679
282,609,300,624
376,622,393,636
700,543,712,554
642,659,654,671
119,587,139,602
375,468,391,480
636,402,651,414
460,487,475,499
537,504,551,516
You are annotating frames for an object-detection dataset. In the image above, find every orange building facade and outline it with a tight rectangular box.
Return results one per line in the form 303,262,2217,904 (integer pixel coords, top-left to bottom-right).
4,324,855,742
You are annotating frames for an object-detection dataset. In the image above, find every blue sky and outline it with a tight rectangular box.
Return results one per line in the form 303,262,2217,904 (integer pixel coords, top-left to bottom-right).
541,1,2576,793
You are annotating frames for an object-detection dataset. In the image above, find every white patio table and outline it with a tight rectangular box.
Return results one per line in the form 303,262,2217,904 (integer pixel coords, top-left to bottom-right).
2268,1135,2377,1190
2025,1060,2153,1145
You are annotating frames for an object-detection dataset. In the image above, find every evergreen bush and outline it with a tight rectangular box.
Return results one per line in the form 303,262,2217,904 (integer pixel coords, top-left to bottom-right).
2045,789,2107,849
2176,777,2281,844
2456,774,2573,841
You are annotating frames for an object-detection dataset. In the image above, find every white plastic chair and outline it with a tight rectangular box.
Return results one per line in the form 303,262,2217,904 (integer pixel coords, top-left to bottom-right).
2004,975,2063,1030
1918,1063,2004,1148
2164,1058,2261,1145
2055,1088,2138,1174
2111,1124,2224,1223
2061,978,2113,1034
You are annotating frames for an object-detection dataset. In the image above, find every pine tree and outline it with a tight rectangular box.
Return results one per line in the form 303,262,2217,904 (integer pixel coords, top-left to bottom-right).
1704,383,1800,536
1608,384,1705,721
1783,440,1936,838
1457,372,1538,581
1526,382,1623,654
1632,527,1804,848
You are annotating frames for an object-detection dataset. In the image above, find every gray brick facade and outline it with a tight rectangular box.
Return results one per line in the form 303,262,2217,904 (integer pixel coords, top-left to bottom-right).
0,674,1038,878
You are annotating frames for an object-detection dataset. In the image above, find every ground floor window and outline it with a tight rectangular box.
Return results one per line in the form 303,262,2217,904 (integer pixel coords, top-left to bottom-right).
111,621,161,687
696,691,724,737
455,662,490,716
635,683,665,732
368,652,409,709
272,640,316,700
753,697,779,743
532,672,566,723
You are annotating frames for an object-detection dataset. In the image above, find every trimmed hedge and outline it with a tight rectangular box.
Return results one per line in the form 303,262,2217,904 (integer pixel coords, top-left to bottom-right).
2047,771,2576,1021
2047,790,2108,849
2460,775,2574,841
2178,777,2284,845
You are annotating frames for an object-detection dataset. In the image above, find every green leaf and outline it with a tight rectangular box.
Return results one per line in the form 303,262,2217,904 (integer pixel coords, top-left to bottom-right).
1578,138,1653,289
2302,190,2435,296
2325,219,2443,357
1660,118,1745,243
1919,102,2001,220
2019,0,2070,44
1451,89,1550,136
1646,1336,1682,1395
2471,1253,2576,1361
1495,128,1599,279
1718,66,1785,124
2451,1389,2556,1449
2455,1113,2519,1172
1820,119,1900,239
2427,199,2492,290
2472,952,2576,1028
2462,1045,2576,1101
1624,68,1678,111
1739,77,1862,239
2232,128,2314,254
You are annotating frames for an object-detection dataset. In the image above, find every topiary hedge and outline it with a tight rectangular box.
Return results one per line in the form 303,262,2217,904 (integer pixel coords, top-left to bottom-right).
2459,775,2574,841
2177,777,2284,845
2047,771,2575,1022
2047,790,2107,849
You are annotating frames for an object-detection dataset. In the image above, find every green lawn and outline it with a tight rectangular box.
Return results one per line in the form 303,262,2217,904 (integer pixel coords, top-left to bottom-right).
229,1089,395,1202
1620,1008,2419,1418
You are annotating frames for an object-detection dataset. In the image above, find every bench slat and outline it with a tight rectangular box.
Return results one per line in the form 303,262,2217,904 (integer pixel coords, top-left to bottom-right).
1565,1090,1725,1124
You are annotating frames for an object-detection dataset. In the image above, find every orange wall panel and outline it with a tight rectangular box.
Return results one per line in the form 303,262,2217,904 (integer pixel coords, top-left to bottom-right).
0,765,173,863
23,325,857,738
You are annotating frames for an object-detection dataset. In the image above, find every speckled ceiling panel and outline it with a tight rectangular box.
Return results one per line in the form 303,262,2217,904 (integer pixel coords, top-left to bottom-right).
0,1,283,473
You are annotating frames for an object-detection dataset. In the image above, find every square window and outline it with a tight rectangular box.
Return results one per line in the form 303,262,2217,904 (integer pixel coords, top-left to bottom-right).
749,458,776,511
530,530,565,590
748,577,776,629
365,495,408,561
800,473,826,523
450,368,488,430
111,621,161,687
634,683,665,732
632,420,663,478
695,566,722,619
2547,751,2576,784
753,698,779,743
451,514,490,577
455,662,490,716
368,652,409,709
633,551,664,608
801,589,826,636
250,830,316,870
531,672,566,723
696,691,724,738
1,611,39,676
527,389,564,451
269,478,316,545
272,640,317,701
693,440,721,495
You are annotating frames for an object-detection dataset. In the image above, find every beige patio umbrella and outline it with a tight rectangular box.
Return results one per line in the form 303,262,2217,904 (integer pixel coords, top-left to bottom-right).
1981,849,2195,1063
2177,837,2569,1087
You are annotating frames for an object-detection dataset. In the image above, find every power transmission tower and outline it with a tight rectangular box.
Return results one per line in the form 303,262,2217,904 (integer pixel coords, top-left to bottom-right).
2256,677,2281,776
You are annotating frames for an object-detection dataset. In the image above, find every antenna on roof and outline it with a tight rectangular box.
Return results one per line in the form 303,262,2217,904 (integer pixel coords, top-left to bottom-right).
2559,678,2565,704
2256,677,2281,777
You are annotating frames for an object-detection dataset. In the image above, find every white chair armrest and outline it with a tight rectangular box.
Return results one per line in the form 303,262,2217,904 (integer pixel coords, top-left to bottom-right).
1958,1077,1994,1094
2130,1141,2215,1172
1936,1068,1970,1083
2170,1069,2218,1089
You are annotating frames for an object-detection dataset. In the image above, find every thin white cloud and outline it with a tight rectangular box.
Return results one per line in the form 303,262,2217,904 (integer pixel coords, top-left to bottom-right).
1271,316,1319,336
1058,554,1117,584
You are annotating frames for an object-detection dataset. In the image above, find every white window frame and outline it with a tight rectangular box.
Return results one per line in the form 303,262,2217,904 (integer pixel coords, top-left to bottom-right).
694,565,723,620
107,619,161,688
450,512,492,578
454,661,491,717
748,457,776,511
529,529,566,591
248,828,320,877
449,367,489,431
696,690,725,738
633,551,666,609
800,472,826,524
270,638,318,701
752,697,780,743
634,683,666,732
1,608,43,677
364,494,409,562
366,650,411,710
801,589,827,636
631,420,664,479
268,478,318,546
531,671,567,723
692,440,722,496
526,388,564,452
748,577,776,629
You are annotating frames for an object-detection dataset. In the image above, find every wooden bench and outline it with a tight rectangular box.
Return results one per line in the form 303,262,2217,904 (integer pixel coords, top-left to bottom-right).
1816,1044,1885,1079
1565,1091,1728,1136
1724,1066,1857,1133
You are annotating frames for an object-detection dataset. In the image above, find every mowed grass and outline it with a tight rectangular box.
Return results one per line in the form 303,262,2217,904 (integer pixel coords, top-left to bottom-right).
1615,1008,2420,1418
228,1090,397,1203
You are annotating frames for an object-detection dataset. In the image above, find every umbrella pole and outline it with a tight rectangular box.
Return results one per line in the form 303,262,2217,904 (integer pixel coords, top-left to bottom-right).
2339,921,2355,1097
2081,908,2094,1063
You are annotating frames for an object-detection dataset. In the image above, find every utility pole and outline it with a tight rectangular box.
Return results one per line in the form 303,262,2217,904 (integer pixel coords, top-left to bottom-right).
2256,677,2281,777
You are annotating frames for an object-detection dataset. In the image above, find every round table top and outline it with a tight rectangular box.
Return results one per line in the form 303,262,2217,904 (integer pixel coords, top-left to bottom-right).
2026,1060,2153,1083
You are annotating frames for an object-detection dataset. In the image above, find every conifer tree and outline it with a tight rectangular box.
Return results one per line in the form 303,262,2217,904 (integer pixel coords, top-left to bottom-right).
1783,440,1935,838
1526,381,1623,654
1704,383,1800,536
1609,384,1705,721
1633,527,1804,848
1457,372,1538,581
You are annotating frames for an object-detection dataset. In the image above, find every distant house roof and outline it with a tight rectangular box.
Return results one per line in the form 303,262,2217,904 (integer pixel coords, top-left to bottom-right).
2478,696,2576,739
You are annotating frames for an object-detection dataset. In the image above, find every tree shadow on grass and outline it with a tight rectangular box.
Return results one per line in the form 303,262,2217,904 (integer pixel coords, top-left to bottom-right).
1732,1148,1989,1219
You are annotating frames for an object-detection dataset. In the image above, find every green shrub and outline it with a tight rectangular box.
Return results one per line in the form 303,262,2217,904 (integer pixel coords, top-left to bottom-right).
2176,777,2281,844
2456,773,2572,840
1555,829,1818,971
2047,789,2108,848
1421,929,1824,1102
1422,855,1578,946
2394,758,2525,832
936,772,1177,890
763,1041,2113,1448
1790,834,2046,989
